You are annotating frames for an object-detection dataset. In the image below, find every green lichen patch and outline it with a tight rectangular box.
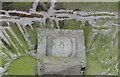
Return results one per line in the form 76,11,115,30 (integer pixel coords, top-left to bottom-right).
2,2,33,11
85,25,118,75
8,55,37,75
0,56,2,67
62,2,118,12
63,20,81,30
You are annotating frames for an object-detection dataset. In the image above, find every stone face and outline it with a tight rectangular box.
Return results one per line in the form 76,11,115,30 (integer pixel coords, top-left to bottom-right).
36,29,86,75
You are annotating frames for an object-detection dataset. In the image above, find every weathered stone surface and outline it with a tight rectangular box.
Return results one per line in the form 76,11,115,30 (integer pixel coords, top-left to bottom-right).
36,29,86,75
52,37,72,57
42,56,83,75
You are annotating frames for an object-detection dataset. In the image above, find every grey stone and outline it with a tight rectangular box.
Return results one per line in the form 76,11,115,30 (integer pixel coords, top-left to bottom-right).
51,37,72,57
36,29,86,75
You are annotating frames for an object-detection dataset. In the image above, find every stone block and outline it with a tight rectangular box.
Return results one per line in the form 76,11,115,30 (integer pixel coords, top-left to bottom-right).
36,29,86,75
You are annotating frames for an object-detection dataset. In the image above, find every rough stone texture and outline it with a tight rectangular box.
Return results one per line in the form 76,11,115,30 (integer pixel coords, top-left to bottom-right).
36,29,86,75
52,37,72,57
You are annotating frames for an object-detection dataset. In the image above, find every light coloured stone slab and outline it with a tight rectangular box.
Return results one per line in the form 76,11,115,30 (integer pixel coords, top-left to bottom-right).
36,29,86,75
43,56,83,75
